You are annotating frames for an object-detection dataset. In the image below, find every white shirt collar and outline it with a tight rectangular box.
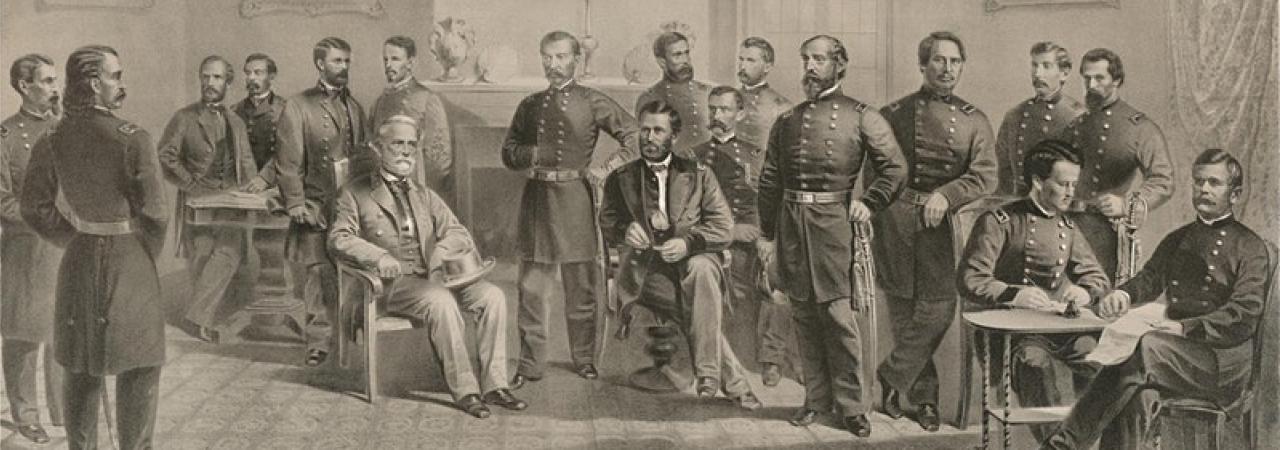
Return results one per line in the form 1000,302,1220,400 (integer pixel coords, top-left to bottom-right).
381,170,409,183
319,78,343,93
1030,195,1057,218
817,83,841,100
390,75,415,91
645,153,673,170
740,80,767,90
712,132,736,144
1198,212,1232,226
252,91,273,103
20,106,52,120
552,78,576,91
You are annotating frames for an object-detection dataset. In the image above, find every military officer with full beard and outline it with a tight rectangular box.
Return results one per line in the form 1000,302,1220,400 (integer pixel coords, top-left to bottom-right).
759,35,906,437
1062,48,1174,281
635,31,713,157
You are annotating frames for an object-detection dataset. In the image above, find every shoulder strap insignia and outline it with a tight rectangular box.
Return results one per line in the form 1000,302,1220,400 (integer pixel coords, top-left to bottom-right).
960,103,976,115
1129,112,1145,124
0,125,8,139
118,123,140,135
993,208,1010,224
853,102,868,113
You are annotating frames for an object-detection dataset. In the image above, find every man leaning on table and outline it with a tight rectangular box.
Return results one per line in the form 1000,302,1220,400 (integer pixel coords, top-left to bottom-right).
1041,148,1272,449
957,138,1110,441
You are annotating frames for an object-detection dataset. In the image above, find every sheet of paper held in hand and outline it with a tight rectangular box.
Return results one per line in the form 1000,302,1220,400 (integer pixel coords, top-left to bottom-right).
1085,302,1170,366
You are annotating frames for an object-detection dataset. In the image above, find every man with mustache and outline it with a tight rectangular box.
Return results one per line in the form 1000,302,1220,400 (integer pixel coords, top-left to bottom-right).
369,36,453,200
687,86,796,388
1042,148,1271,449
758,35,905,437
1,53,65,444
995,42,1086,196
235,53,285,189
635,31,712,157
875,31,996,432
1062,48,1173,281
600,100,761,409
957,139,1110,441
330,115,527,418
158,56,261,344
21,44,169,450
502,31,638,386
736,37,792,153
277,36,371,366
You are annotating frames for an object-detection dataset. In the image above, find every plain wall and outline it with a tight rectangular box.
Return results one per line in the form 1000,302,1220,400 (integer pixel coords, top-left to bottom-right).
1,0,190,144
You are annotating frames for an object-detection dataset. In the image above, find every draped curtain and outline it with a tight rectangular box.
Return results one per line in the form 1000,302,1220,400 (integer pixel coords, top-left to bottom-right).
1167,1,1278,444
1167,0,1278,236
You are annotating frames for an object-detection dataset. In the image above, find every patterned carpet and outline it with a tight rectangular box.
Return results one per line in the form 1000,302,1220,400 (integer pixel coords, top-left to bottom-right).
1,261,1004,449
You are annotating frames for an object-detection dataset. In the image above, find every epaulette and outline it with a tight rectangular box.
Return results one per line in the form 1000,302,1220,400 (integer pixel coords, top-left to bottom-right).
993,208,1009,224
960,103,976,115
1129,112,1145,124
0,125,7,139
853,102,868,113
118,123,140,135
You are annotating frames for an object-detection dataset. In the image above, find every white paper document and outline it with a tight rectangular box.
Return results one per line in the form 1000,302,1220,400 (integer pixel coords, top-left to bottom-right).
1084,302,1169,366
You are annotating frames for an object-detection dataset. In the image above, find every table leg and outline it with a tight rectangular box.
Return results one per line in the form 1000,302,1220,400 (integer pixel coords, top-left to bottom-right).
1002,333,1012,449
980,329,990,450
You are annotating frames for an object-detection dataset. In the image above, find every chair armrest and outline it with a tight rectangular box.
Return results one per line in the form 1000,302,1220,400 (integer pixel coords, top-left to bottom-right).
338,261,385,297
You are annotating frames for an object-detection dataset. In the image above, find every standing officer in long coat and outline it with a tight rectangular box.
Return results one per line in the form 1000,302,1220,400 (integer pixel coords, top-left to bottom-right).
276,37,371,366
1063,48,1174,281
21,44,169,450
502,31,638,385
874,31,996,431
759,35,905,437
1,53,65,444
368,36,453,199
635,31,713,157
687,85,796,387
735,37,792,157
234,52,285,190
994,42,1086,196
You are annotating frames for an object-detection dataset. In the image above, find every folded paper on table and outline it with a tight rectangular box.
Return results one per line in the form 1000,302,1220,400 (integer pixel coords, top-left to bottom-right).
1084,302,1168,365
186,188,280,211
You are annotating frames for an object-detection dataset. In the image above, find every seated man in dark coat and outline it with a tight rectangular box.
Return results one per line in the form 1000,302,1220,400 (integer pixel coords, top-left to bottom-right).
599,100,760,409
958,139,1111,440
1041,148,1273,449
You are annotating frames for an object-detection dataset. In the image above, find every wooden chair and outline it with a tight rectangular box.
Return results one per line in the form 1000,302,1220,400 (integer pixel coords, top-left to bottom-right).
1149,241,1278,450
335,261,415,403
952,196,1021,428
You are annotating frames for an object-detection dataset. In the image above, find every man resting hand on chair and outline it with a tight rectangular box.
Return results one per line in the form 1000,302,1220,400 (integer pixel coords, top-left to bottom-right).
328,115,526,418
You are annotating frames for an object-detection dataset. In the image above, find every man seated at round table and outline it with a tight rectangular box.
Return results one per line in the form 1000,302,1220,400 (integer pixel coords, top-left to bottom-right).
328,115,527,418
957,139,1112,440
